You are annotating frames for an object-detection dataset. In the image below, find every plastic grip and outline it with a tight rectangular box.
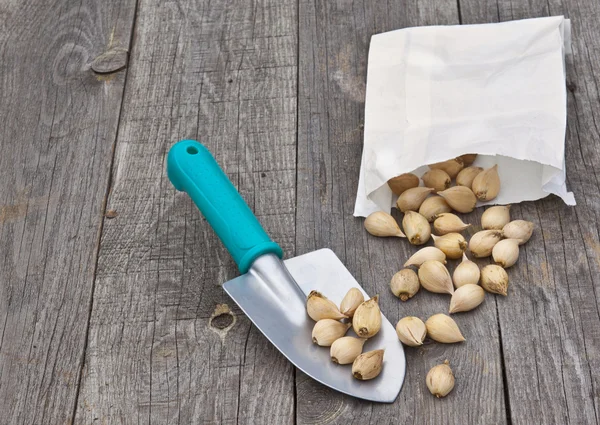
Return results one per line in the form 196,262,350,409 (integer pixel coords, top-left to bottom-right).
167,140,283,273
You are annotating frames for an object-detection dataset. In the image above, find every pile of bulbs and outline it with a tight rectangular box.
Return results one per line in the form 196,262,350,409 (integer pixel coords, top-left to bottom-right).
307,288,385,381
364,154,535,398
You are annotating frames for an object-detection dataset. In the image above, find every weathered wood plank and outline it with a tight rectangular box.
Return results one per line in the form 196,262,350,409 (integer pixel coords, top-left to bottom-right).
296,1,506,423
457,0,600,423
0,0,135,423
75,0,298,423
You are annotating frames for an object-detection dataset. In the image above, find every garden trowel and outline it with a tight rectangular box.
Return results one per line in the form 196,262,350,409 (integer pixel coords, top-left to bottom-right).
167,140,405,402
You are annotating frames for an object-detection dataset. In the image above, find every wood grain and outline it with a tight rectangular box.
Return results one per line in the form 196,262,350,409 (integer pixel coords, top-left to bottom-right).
455,0,600,423
75,0,298,423
2,0,600,423
0,0,135,423
296,1,506,424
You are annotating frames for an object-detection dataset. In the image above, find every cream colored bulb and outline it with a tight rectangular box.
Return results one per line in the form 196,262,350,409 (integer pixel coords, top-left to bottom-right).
456,166,483,188
422,169,451,193
390,269,420,301
352,349,384,380
387,173,419,196
492,239,520,268
396,187,435,212
428,158,464,179
425,314,465,343
453,253,480,288
426,360,455,398
339,288,365,318
330,336,366,364
457,153,477,166
306,290,347,321
431,233,467,260
312,319,351,346
419,196,452,222
364,211,405,238
480,265,509,296
396,317,427,347
404,247,447,268
438,186,477,213
402,211,431,245
352,296,382,338
449,284,485,313
472,165,501,201
502,220,534,245
469,230,502,258
418,260,454,295
481,205,511,230
433,213,471,235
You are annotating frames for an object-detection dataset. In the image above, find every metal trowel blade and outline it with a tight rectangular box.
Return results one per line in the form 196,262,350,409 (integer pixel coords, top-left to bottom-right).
223,248,405,402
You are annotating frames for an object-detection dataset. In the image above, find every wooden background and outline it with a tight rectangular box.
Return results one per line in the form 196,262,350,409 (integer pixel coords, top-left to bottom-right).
1,0,599,423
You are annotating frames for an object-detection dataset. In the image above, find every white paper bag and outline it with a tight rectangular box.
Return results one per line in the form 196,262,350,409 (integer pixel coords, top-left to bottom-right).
354,16,575,217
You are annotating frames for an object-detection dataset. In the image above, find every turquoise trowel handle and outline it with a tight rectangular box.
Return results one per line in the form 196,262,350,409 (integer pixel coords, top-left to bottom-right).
167,140,283,273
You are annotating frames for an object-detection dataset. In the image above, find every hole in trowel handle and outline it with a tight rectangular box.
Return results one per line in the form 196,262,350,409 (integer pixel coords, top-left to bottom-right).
186,146,199,155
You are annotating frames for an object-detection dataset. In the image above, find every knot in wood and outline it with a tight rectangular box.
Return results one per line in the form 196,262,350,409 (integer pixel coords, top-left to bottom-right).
210,312,234,330
209,304,235,331
296,376,344,424
91,48,128,74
